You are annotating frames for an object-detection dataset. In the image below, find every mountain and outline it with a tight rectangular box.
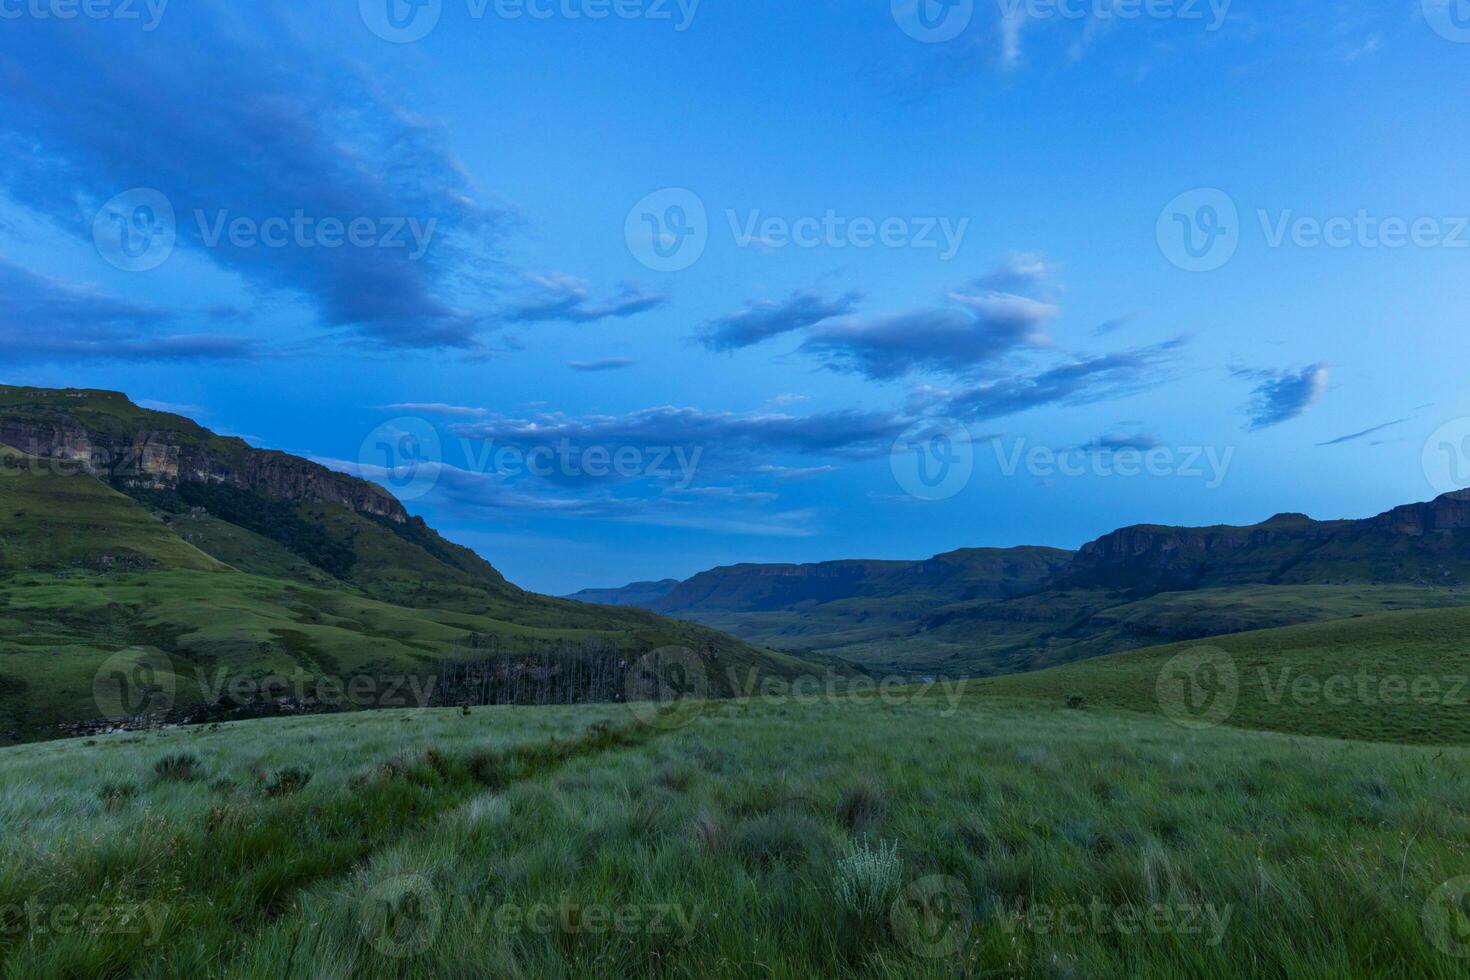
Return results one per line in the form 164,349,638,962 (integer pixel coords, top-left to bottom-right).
565,579,680,607
0,386,831,742
572,494,1470,677
571,547,1074,660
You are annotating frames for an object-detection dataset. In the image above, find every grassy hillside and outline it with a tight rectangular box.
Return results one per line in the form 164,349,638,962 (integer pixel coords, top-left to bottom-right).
2,689,1469,977
0,445,223,573
968,605,1470,744
0,399,835,742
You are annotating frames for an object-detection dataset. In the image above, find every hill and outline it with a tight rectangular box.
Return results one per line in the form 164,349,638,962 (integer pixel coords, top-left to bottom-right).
565,578,680,607
967,604,1470,744
0,386,831,742
575,496,1470,676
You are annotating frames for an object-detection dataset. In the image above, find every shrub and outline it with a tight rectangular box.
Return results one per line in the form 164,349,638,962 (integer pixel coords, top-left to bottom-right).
98,782,138,811
264,766,312,797
732,813,832,871
153,753,203,783
1066,694,1086,709
837,779,886,833
692,809,721,854
833,837,903,919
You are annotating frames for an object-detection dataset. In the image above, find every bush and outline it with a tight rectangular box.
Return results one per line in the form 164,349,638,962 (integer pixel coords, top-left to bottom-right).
98,782,138,811
264,766,312,797
837,779,886,833
732,813,833,871
153,753,203,783
1066,694,1086,710
833,837,903,919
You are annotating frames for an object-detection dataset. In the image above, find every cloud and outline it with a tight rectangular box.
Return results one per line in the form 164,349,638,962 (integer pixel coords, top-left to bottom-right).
504,274,668,324
699,289,863,351
753,464,838,481
1318,417,1408,447
943,339,1187,421
569,358,636,372
1093,314,1136,336
972,253,1056,292
0,259,261,363
322,452,819,537
802,292,1057,380
0,4,499,349
1083,432,1163,453
383,403,488,419
1235,363,1329,431
454,406,910,464
998,3,1030,71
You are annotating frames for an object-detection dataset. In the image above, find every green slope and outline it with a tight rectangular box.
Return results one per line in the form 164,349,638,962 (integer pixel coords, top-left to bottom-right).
0,445,222,573
0,390,838,743
967,605,1470,744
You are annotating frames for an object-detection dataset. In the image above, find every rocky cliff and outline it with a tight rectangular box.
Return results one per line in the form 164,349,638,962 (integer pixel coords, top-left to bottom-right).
0,387,406,523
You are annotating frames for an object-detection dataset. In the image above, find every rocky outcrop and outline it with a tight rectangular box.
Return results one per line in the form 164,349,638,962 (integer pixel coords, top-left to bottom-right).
0,415,407,523
1063,491,1470,591
1369,490,1470,536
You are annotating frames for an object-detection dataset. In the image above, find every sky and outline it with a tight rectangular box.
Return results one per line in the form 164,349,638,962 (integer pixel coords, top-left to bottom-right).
2,0,1468,594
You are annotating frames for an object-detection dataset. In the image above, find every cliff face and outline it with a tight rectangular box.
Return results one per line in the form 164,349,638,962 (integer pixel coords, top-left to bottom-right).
1064,492,1470,591
0,405,406,524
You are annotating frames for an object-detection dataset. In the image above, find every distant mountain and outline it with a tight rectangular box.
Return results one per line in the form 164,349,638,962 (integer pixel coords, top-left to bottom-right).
571,494,1470,677
566,579,681,607
0,386,830,742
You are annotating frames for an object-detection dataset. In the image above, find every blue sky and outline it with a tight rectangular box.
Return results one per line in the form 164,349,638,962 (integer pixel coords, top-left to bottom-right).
3,0,1468,593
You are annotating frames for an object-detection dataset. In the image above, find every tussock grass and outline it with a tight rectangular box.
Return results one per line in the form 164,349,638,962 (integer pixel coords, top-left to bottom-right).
3,694,1470,977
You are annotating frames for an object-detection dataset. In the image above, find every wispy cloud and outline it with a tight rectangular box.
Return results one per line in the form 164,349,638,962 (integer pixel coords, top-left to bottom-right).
383,403,488,419
1235,363,1329,431
803,291,1057,380
0,259,262,363
569,358,636,372
503,274,667,324
1318,417,1407,446
699,289,862,351
0,3,499,350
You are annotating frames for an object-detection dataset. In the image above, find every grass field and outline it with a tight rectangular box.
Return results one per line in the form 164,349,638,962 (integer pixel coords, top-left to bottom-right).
3,641,1470,977
969,605,1470,744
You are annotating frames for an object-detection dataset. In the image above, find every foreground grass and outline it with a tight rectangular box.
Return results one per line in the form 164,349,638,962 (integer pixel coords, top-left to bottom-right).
3,693,1469,977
